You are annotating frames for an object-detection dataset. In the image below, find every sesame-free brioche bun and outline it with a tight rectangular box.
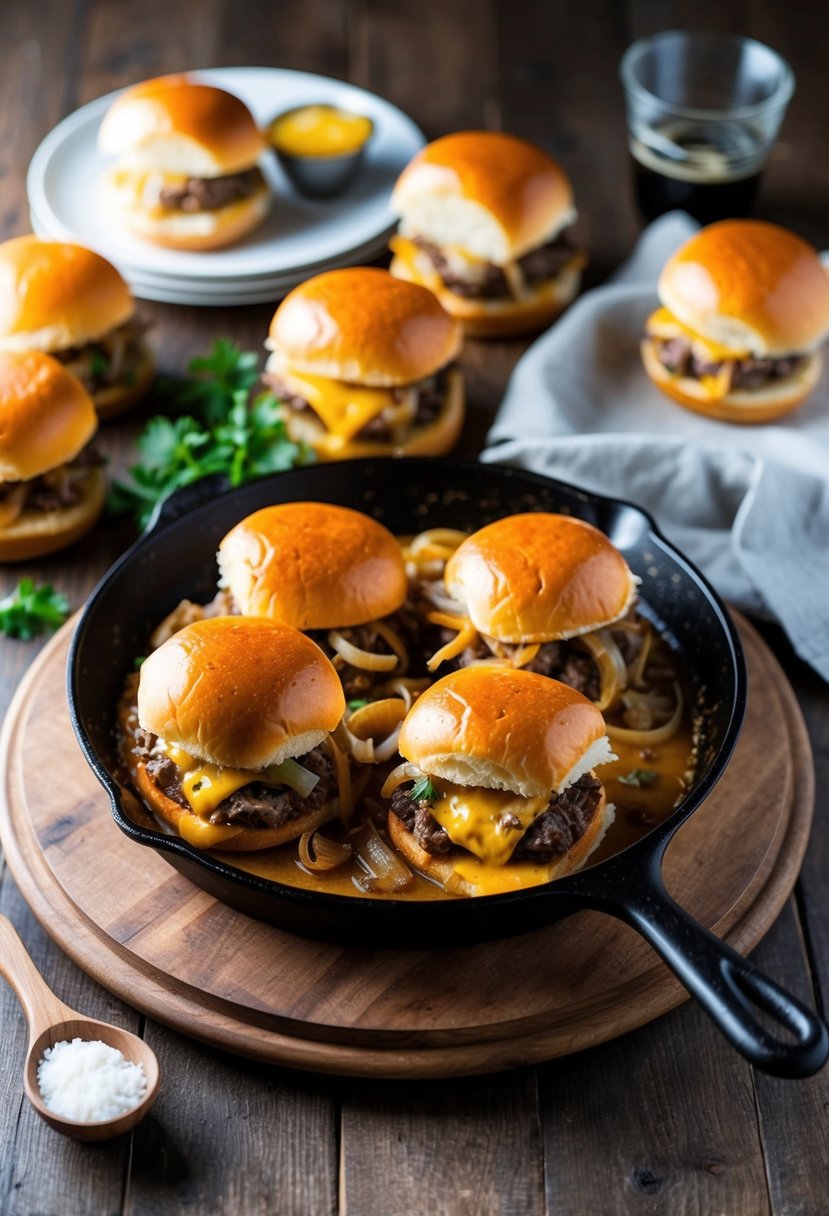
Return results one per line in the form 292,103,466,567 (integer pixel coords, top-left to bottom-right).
0,236,134,353
0,351,97,481
641,335,823,423
445,513,638,643
387,784,612,896
658,220,829,358
391,131,576,263
218,502,408,629
268,267,463,386
98,74,265,175
137,616,345,771
398,667,614,799
390,250,581,339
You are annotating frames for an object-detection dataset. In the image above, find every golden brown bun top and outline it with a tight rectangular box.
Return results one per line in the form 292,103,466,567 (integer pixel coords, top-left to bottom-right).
658,220,829,356
0,236,134,352
399,667,611,798
218,501,408,628
445,513,637,642
392,131,575,262
137,616,345,770
98,74,265,175
268,268,463,386
0,351,97,482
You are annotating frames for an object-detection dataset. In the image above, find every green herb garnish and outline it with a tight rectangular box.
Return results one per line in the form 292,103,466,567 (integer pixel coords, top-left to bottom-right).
347,698,370,710
618,769,659,788
155,337,261,426
0,580,70,639
411,776,440,803
88,348,109,379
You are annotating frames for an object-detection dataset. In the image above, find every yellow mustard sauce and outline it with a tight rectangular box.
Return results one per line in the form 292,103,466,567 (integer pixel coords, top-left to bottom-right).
268,105,373,157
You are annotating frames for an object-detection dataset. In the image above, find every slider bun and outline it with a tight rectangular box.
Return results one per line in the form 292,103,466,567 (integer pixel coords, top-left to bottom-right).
103,173,271,252
218,501,408,629
658,220,829,357
388,786,612,895
392,131,575,263
0,236,134,352
641,337,823,423
98,74,265,175
445,513,637,642
390,253,580,338
131,763,336,853
278,365,465,460
0,467,105,561
268,268,463,387
0,351,97,481
398,667,613,799
137,616,345,769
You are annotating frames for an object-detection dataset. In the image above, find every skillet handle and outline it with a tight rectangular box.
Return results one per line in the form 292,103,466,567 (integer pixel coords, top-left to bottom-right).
610,873,828,1078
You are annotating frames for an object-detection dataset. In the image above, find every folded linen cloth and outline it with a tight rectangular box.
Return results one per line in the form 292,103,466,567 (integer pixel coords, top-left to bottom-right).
483,212,829,681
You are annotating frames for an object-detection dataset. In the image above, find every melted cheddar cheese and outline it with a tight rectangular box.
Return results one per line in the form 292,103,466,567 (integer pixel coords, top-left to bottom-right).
153,740,259,818
646,307,751,361
429,781,549,867
278,369,400,442
269,105,373,157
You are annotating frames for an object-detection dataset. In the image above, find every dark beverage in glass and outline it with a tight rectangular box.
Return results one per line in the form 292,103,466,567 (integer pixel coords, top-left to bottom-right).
629,119,766,224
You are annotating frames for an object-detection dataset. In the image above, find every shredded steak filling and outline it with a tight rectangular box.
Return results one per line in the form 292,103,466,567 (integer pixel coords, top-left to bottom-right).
652,334,806,389
135,733,336,830
52,316,149,393
412,229,578,299
310,620,400,700
0,444,105,518
158,167,264,213
436,629,601,701
390,773,602,863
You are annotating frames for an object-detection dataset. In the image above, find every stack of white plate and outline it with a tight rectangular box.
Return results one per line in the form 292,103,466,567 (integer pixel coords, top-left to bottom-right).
27,67,425,307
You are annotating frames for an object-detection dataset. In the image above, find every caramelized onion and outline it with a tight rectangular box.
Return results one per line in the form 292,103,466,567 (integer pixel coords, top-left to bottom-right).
425,612,478,671
376,677,431,710
577,628,628,711
328,629,399,672
298,830,352,872
339,697,408,764
607,682,684,745
373,620,409,672
324,732,354,822
350,821,413,893
381,761,424,799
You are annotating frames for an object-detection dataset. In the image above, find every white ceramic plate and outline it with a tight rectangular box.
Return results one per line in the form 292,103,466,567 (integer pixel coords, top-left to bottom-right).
27,67,423,287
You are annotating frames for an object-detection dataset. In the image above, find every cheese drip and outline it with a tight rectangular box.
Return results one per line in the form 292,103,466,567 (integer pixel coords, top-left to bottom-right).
277,368,409,441
429,780,549,867
154,740,262,818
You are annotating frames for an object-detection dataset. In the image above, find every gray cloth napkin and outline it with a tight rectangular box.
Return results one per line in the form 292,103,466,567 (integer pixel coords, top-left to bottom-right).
483,212,829,681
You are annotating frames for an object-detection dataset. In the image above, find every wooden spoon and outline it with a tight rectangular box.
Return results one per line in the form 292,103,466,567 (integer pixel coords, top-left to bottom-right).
0,914,160,1141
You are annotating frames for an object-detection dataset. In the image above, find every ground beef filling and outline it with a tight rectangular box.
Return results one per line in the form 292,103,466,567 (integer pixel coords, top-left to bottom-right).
136,734,336,830
390,773,602,863
412,229,578,299
653,335,806,390
262,366,453,442
0,444,105,516
158,167,263,213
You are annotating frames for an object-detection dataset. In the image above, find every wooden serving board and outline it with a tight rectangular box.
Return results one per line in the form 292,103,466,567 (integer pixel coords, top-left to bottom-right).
0,614,813,1078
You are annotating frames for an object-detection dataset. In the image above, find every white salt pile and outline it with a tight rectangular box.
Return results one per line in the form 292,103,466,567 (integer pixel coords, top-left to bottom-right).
36,1038,147,1122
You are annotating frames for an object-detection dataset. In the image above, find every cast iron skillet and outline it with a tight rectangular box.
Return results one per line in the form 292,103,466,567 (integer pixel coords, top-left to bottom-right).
69,458,828,1078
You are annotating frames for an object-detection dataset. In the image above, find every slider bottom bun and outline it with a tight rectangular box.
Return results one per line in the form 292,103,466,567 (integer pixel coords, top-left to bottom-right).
107,181,271,252
390,257,581,339
132,761,336,852
641,338,823,423
0,468,106,561
93,341,155,421
285,367,465,461
387,785,611,897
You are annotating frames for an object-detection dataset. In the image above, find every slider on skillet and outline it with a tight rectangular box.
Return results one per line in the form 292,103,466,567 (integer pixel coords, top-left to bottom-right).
383,666,615,896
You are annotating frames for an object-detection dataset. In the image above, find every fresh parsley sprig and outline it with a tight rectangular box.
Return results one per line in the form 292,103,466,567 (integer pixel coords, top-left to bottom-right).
0,580,70,640
108,339,310,529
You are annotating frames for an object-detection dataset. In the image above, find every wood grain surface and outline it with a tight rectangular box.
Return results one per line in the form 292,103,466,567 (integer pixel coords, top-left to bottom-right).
0,0,827,1213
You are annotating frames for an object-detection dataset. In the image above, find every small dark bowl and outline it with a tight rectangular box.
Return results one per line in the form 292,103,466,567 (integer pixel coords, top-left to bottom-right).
267,105,373,198
68,458,828,1077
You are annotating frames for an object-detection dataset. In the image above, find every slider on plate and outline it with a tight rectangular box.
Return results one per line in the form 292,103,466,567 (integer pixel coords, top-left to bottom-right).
123,616,347,851
264,267,464,459
423,513,639,711
383,667,615,896
642,219,829,422
0,350,105,560
389,130,585,338
0,235,153,420
98,73,269,251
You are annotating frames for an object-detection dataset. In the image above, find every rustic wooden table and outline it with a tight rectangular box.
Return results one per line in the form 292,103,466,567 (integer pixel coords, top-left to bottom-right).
1,2,827,1213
